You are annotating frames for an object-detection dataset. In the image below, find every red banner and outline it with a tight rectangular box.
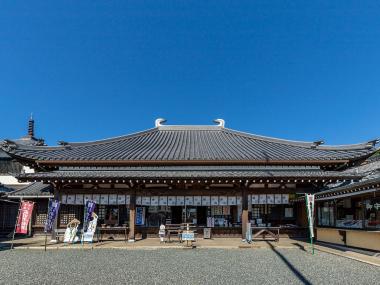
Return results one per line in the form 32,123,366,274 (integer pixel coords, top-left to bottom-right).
15,201,34,234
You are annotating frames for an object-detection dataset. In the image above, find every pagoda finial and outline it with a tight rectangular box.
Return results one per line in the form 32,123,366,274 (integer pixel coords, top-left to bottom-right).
28,114,35,137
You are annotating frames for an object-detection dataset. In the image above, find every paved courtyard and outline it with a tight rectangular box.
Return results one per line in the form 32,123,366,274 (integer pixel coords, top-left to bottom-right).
0,248,379,284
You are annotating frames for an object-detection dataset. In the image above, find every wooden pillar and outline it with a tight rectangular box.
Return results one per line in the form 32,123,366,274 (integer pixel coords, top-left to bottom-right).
241,185,249,239
128,190,136,242
51,184,60,241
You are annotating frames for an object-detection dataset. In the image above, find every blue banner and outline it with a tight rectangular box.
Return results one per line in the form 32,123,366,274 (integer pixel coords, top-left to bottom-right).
44,199,60,233
136,207,145,226
84,200,96,231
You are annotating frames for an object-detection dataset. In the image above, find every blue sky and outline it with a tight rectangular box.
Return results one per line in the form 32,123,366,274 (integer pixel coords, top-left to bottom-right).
1,1,379,146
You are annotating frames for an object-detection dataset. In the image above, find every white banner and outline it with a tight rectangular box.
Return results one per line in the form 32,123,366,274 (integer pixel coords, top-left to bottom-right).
100,194,109,205
82,214,98,242
159,196,168,206
202,196,211,206
66,194,75,205
194,196,202,206
75,194,84,205
259,194,267,204
84,194,92,204
251,195,259,204
219,196,228,205
211,196,219,206
151,196,159,206
176,196,184,206
185,196,194,206
266,194,274,204
142,196,151,206
92,194,100,204
306,194,315,238
168,196,176,206
61,194,67,204
117,194,126,205
109,194,117,205
228,196,237,205
282,194,289,204
274,194,282,204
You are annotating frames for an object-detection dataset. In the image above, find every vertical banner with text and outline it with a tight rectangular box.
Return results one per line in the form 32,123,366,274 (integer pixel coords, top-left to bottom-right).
44,199,60,233
83,200,96,232
15,201,34,234
305,193,315,254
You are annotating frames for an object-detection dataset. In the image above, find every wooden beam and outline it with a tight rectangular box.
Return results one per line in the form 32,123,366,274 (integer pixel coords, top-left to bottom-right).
241,185,249,240
128,188,137,242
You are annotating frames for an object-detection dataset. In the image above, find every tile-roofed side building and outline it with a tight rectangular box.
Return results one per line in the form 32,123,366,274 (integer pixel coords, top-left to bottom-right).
6,182,53,199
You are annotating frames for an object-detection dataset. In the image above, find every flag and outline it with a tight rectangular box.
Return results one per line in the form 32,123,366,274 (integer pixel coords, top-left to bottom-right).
305,194,315,238
15,201,34,234
44,199,60,233
84,200,96,231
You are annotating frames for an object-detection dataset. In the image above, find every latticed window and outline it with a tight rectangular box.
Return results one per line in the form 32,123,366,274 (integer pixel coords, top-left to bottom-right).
252,205,265,219
59,205,83,226
35,201,48,226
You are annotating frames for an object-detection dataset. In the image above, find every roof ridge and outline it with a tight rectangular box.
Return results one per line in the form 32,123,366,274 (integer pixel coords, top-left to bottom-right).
223,128,376,150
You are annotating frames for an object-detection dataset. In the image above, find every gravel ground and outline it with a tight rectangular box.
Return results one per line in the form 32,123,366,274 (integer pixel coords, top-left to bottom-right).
0,248,379,285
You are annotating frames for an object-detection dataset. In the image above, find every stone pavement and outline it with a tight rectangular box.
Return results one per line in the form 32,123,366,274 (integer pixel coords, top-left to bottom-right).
1,236,379,267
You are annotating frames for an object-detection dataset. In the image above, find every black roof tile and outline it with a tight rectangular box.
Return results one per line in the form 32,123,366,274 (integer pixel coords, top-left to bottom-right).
1,125,377,163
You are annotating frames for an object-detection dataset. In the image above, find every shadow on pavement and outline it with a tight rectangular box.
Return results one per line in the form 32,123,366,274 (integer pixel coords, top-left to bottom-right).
266,241,312,285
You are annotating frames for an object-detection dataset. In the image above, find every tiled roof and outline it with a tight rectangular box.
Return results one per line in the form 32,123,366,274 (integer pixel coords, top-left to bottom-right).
1,125,377,164
315,176,380,201
17,165,363,181
0,184,15,194
6,182,52,198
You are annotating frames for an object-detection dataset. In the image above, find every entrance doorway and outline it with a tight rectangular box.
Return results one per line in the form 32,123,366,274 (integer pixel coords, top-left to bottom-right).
197,207,207,226
171,206,182,224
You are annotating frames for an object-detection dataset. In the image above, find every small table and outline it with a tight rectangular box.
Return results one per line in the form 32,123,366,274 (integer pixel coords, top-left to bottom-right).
165,224,182,243
98,227,128,243
252,227,280,242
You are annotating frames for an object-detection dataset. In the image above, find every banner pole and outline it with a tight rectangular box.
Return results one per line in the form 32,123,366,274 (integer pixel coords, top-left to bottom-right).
10,201,22,250
305,194,314,255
